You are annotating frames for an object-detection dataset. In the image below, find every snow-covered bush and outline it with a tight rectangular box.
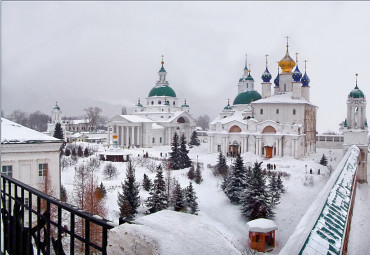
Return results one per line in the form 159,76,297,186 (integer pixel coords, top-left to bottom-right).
303,175,314,186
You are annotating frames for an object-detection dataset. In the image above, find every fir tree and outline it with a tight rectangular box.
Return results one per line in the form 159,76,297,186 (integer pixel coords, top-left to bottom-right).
117,160,140,219
77,146,84,157
179,134,191,168
187,163,195,180
71,147,77,157
189,131,200,147
53,122,64,140
142,173,152,192
170,133,181,170
223,153,247,204
84,147,90,157
146,165,168,214
241,162,273,221
65,148,71,157
215,152,228,177
194,163,203,184
320,154,328,166
276,174,285,194
172,181,185,212
268,174,280,207
185,182,199,215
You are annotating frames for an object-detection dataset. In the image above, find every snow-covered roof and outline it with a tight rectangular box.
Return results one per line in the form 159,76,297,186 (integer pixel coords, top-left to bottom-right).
1,118,61,144
247,218,278,233
98,147,129,156
209,109,249,125
108,210,241,255
121,114,153,123
151,123,164,129
252,92,315,106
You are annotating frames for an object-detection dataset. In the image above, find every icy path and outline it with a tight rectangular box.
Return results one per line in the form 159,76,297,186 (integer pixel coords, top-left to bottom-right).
347,177,370,254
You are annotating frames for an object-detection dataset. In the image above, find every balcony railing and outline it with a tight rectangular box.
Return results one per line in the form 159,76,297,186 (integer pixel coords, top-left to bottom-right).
1,173,116,255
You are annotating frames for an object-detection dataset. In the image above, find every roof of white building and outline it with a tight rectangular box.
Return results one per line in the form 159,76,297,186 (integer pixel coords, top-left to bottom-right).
252,92,315,106
209,109,250,125
1,118,61,144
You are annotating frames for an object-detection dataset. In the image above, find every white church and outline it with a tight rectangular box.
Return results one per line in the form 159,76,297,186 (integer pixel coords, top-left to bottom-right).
107,59,196,148
208,42,317,159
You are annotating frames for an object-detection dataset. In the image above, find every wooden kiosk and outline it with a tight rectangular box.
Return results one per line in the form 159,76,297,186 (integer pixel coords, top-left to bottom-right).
247,218,277,253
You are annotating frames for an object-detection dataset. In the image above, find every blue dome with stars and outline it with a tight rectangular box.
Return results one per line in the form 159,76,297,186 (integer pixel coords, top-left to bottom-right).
301,72,310,87
261,68,272,82
292,66,302,82
274,74,279,87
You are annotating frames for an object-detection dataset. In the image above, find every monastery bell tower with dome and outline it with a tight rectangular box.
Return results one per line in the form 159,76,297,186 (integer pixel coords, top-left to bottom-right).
107,57,196,148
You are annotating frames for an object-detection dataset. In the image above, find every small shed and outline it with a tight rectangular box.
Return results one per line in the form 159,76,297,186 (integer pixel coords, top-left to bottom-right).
247,218,277,253
98,147,130,162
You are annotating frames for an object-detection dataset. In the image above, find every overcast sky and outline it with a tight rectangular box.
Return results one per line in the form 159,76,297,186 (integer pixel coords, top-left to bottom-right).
2,1,370,133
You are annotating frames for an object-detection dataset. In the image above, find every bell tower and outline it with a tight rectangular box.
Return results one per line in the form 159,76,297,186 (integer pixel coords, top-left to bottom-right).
343,74,368,183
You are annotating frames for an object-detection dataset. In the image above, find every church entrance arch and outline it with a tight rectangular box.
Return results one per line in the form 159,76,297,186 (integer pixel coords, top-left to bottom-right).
229,125,242,133
229,140,239,156
265,146,273,158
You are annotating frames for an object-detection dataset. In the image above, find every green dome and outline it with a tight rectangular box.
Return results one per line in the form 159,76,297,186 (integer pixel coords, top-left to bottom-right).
349,85,365,98
148,85,177,97
53,103,60,110
233,90,261,105
245,73,254,81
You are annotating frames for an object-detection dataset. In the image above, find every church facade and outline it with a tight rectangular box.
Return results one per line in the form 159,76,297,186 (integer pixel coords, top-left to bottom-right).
107,59,196,148
208,43,317,159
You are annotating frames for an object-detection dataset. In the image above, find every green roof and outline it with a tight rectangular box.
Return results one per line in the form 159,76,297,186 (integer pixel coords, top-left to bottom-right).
245,73,254,81
233,90,261,105
53,104,60,110
349,86,365,98
159,66,166,72
148,86,177,97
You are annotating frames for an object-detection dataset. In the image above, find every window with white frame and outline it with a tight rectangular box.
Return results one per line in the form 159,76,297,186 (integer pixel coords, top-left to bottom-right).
38,163,48,177
2,165,12,177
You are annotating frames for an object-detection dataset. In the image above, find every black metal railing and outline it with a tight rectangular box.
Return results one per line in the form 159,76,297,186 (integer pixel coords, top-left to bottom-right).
1,174,116,255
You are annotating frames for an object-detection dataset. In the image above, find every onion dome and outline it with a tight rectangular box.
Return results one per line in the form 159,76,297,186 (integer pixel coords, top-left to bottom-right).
301,72,310,87
53,102,60,110
292,66,302,82
148,57,177,97
278,39,295,72
245,72,254,81
136,98,143,107
181,99,189,108
233,91,261,105
349,75,365,98
224,99,233,110
261,68,272,82
274,73,279,87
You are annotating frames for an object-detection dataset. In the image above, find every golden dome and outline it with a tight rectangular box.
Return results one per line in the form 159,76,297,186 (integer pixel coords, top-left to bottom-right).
278,46,295,73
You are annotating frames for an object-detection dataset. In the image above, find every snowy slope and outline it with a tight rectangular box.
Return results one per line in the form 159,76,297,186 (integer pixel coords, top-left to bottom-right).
61,142,342,254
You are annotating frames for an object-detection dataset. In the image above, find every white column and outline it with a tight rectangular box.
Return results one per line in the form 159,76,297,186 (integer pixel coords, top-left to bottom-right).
107,125,111,146
125,126,129,147
120,126,124,146
279,138,283,157
131,126,134,146
136,126,140,146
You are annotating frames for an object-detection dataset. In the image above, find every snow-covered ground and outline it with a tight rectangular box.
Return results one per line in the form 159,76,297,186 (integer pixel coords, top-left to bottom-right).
61,142,343,254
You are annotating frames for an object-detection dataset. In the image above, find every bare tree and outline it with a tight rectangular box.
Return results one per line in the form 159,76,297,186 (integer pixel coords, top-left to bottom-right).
196,114,211,131
29,111,51,131
84,106,102,132
103,162,118,179
10,110,28,126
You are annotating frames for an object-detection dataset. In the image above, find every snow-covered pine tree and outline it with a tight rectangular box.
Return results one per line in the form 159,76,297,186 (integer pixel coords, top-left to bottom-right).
146,165,168,214
117,160,140,219
194,163,203,184
320,154,328,166
179,134,191,168
170,132,181,170
172,181,185,212
189,130,200,147
277,174,285,194
187,163,195,180
241,162,274,221
53,122,64,140
84,147,90,157
77,146,84,157
215,152,228,177
268,174,280,207
223,153,247,204
185,182,198,215
142,173,152,191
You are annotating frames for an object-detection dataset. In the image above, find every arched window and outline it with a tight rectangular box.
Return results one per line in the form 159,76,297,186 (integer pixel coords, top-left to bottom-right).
158,100,161,105
293,109,296,115
284,84,286,91
262,126,276,134
229,125,242,133
177,117,185,123
173,101,175,105
276,109,279,114
151,101,154,105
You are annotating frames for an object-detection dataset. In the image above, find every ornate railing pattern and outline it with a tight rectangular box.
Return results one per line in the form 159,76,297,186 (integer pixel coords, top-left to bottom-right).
1,174,115,255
